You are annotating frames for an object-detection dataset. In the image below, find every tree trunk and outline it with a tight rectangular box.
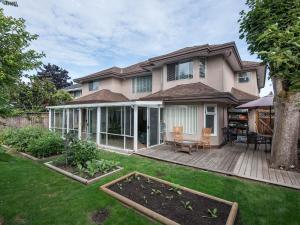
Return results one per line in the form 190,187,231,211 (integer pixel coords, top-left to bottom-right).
271,78,300,169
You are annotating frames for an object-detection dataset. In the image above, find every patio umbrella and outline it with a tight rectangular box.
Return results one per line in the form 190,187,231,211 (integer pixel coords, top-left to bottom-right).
236,93,274,131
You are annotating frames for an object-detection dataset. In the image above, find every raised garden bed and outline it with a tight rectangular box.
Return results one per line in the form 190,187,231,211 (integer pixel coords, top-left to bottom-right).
101,172,238,225
45,161,123,185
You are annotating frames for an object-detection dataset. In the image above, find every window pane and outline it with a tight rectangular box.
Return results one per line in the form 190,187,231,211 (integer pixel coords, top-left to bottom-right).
125,137,134,150
239,72,250,83
206,106,215,113
205,115,215,134
125,106,134,136
200,58,206,78
107,107,122,134
107,134,124,149
175,61,193,80
132,75,152,93
101,107,106,132
69,109,73,129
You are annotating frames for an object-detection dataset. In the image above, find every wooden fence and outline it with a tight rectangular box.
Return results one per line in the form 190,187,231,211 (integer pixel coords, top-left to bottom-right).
0,113,49,129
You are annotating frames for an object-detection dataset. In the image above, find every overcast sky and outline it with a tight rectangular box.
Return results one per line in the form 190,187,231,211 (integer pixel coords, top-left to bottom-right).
3,0,272,96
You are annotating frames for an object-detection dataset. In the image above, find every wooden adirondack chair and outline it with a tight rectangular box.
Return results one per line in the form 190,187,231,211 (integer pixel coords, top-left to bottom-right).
172,126,183,151
198,128,212,150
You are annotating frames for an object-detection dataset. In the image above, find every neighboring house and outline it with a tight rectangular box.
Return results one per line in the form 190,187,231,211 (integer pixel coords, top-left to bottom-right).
48,42,266,153
64,83,82,98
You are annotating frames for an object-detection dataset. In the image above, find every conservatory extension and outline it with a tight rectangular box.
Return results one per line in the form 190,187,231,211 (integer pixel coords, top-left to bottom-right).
48,101,163,153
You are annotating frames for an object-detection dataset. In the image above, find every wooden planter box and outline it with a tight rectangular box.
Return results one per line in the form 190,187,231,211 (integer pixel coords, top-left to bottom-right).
101,172,238,225
44,161,123,185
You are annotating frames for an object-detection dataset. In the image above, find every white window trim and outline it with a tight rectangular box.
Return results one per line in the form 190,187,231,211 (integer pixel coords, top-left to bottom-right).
199,58,207,78
204,104,217,136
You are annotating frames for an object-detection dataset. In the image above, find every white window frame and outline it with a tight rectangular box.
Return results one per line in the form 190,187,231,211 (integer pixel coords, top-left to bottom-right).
238,72,251,83
199,58,207,78
204,104,217,136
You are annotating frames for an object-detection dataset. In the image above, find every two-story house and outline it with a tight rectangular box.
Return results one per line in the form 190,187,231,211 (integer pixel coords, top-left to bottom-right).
48,42,266,153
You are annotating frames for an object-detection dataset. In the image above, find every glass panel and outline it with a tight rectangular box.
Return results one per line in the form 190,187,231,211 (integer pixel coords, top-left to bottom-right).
101,107,107,132
51,109,55,128
107,134,124,149
125,137,134,150
74,109,79,130
200,58,206,78
206,106,215,113
108,107,122,134
149,108,159,146
88,108,97,142
69,109,73,129
125,106,134,136
100,133,107,145
55,110,63,129
206,115,215,134
160,109,164,144
138,107,147,149
176,61,193,80
239,72,250,83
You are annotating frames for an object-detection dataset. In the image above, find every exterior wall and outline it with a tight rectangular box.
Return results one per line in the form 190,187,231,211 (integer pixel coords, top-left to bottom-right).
81,78,122,96
234,71,259,96
222,60,235,92
161,56,224,92
163,103,223,146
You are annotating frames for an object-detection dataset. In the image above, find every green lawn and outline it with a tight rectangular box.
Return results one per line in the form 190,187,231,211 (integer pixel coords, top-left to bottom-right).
0,146,299,225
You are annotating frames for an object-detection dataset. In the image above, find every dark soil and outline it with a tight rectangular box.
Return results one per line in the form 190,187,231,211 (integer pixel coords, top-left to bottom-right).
108,174,238,225
91,208,110,225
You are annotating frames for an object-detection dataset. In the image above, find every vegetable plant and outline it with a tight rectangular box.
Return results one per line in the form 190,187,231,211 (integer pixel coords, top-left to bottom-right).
181,201,193,211
168,184,182,195
207,208,218,218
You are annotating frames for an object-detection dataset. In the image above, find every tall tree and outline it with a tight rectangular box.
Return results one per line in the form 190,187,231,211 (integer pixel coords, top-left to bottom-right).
239,0,300,169
37,63,72,89
0,8,43,116
0,8,43,88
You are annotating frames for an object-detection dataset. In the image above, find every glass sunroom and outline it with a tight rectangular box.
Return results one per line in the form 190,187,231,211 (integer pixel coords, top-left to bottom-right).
48,101,163,153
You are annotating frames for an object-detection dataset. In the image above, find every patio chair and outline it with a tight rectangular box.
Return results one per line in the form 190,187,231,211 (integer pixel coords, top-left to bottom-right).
172,126,183,151
246,131,257,150
197,128,212,150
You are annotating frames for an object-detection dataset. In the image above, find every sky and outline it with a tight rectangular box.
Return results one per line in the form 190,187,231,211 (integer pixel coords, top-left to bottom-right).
2,0,272,96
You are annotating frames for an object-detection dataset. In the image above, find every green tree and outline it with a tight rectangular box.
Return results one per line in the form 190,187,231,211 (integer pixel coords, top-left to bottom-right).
37,63,73,89
51,89,73,105
239,0,300,169
0,8,43,116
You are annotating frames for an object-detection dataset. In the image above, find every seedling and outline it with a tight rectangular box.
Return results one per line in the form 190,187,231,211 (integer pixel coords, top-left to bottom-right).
140,184,145,189
165,195,174,200
125,177,133,183
151,189,162,195
202,208,218,218
168,184,182,195
181,201,193,210
134,174,141,181
117,183,123,190
143,196,148,204
146,178,153,184
208,208,218,218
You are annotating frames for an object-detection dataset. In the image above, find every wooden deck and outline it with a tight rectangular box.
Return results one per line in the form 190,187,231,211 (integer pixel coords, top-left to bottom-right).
136,144,300,190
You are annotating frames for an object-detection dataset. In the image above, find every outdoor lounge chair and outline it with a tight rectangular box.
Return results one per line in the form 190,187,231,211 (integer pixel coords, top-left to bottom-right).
172,126,183,151
197,128,212,150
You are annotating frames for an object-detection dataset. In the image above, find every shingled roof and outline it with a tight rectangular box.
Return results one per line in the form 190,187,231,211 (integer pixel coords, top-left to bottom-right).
230,87,259,103
67,89,128,104
74,41,266,87
140,82,237,104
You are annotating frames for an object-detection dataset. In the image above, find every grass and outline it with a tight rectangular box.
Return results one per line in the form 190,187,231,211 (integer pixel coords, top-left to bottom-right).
0,145,299,225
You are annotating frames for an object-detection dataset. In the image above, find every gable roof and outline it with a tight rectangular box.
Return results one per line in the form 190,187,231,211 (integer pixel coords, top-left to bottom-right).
67,89,128,104
74,41,266,89
231,87,259,103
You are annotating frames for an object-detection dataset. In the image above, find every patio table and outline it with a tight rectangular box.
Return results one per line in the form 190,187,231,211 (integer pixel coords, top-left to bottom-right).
174,140,197,154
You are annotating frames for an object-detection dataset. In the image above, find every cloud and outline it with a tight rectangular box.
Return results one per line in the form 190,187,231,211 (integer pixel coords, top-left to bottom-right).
2,0,271,95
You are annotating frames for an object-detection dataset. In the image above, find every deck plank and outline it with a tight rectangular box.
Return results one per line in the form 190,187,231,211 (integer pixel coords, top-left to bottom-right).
136,144,300,190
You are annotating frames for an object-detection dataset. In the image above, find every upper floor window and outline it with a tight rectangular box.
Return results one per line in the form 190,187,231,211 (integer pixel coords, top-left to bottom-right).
132,75,152,93
238,72,251,83
88,80,99,91
73,90,82,98
199,58,206,78
167,61,193,81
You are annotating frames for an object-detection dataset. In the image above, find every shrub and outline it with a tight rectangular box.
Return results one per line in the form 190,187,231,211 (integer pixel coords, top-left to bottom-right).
27,132,64,158
0,128,18,146
66,139,98,166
